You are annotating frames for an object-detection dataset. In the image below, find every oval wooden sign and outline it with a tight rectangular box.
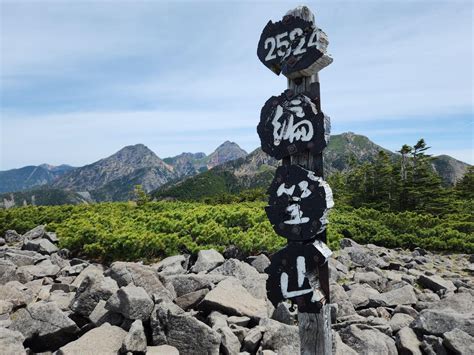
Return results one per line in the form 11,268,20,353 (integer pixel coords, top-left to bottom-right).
258,90,330,160
265,164,333,241
257,15,332,78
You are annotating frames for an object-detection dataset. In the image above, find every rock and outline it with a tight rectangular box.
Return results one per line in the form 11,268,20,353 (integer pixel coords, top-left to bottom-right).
163,273,226,297
88,299,123,326
200,278,267,319
0,238,5,246
191,249,225,273
106,285,154,321
150,301,185,344
259,318,299,354
105,261,172,300
155,254,188,275
0,282,29,308
174,288,209,310
412,309,474,336
393,305,418,318
396,327,422,355
339,325,397,355
208,311,228,330
10,301,79,352
218,326,241,355
271,302,293,325
23,225,45,240
44,231,59,243
421,335,448,355
0,327,25,354
56,323,126,355
223,245,247,260
0,260,18,284
247,254,271,273
418,274,456,293
211,259,267,299
229,324,248,343
147,345,180,355
389,313,415,333
48,290,74,311
354,271,385,291
346,246,388,268
227,316,250,327
243,326,263,353
333,331,357,355
443,328,474,354
121,319,147,353
71,264,103,288
347,284,380,309
4,230,23,244
50,253,70,269
340,238,359,249
2,248,46,267
69,273,118,317
369,285,417,307
429,292,473,314
330,282,356,318
17,259,60,281
22,238,59,255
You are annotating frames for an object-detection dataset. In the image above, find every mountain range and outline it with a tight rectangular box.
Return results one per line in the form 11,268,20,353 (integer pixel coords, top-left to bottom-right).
0,133,469,207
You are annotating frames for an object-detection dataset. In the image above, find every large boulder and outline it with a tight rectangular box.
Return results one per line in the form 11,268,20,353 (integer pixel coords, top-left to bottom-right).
421,335,448,355
396,327,422,355
368,285,417,307
16,259,60,280
105,261,172,301
200,278,267,319
247,254,271,274
154,255,188,275
418,274,456,293
10,301,79,352
389,313,415,333
22,225,46,240
330,282,356,318
4,230,23,244
150,301,185,344
0,327,26,354
56,323,127,355
147,345,180,354
2,248,46,267
106,285,154,321
211,259,267,299
259,318,300,354
218,326,241,355
443,328,474,354
22,238,58,255
339,325,397,355
0,260,19,284
121,319,147,353
347,284,380,309
88,299,123,326
69,273,118,317
191,249,225,273
174,288,209,310
162,273,226,297
412,309,474,336
333,331,357,355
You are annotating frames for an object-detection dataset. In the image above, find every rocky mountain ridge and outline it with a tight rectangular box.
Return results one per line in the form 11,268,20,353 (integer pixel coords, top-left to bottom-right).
0,226,472,354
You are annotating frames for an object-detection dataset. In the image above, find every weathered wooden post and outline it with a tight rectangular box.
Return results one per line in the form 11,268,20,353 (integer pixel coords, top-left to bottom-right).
257,6,334,354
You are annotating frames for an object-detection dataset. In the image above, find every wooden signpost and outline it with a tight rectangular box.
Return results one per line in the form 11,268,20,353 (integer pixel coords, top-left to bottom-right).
258,6,333,354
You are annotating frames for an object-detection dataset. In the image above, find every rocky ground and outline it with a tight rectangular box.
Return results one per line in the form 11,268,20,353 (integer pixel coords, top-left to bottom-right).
0,226,473,355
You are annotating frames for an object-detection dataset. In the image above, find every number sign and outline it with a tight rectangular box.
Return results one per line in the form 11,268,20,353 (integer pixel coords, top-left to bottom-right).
265,240,332,313
258,89,330,159
265,164,334,241
257,15,332,77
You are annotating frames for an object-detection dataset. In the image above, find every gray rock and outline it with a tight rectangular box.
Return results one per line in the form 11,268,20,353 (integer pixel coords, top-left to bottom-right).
347,284,380,309
418,274,456,293
229,324,248,343
211,259,267,299
412,309,474,336
0,282,29,308
147,345,180,354
208,311,228,330
174,288,209,310
333,330,357,355
330,282,356,318
393,305,418,318
56,323,126,355
163,273,226,297
0,238,5,246
105,261,172,300
389,313,415,333
396,327,422,355
247,254,271,273
71,264,103,288
44,231,59,243
243,326,263,353
4,230,23,244
0,327,25,354
0,259,18,284
271,302,293,325
88,299,123,326
259,318,300,354
346,246,388,268
218,326,241,355
106,285,154,321
421,335,448,355
23,225,45,240
17,259,60,280
227,316,250,327
11,301,78,352
69,273,118,316
22,238,59,255
339,324,397,355
155,254,188,275
340,238,359,249
192,249,225,273
354,271,385,291
369,285,417,307
121,319,147,353
150,301,185,344
200,278,267,319
48,290,74,311
50,253,70,269
443,328,474,354
430,292,473,314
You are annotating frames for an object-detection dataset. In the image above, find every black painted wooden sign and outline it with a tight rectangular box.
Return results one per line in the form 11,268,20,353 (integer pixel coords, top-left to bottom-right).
266,164,333,241
265,240,332,312
257,89,330,159
257,15,331,77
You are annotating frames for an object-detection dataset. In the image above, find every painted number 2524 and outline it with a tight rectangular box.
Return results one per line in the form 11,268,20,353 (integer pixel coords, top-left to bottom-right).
264,28,319,62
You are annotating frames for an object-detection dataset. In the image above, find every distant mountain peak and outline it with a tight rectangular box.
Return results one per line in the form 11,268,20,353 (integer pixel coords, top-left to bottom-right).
207,141,247,169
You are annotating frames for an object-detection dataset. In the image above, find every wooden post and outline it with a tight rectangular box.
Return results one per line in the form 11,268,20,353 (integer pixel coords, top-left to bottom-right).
285,6,332,355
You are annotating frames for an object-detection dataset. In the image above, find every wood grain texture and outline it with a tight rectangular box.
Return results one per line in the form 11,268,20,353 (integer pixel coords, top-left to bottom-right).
298,305,332,355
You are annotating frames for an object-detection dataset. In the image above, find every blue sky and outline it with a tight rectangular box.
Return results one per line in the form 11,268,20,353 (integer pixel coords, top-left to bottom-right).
1,0,472,170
